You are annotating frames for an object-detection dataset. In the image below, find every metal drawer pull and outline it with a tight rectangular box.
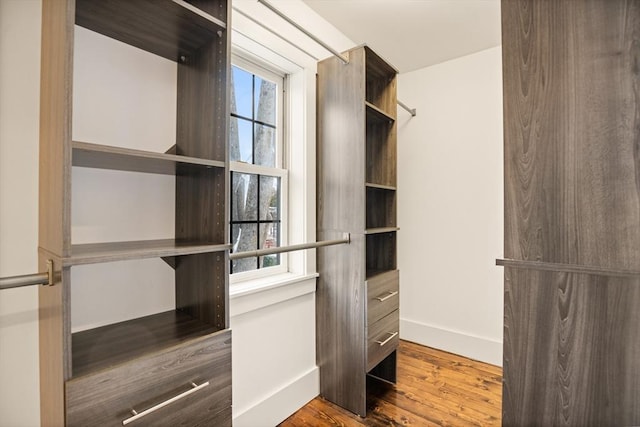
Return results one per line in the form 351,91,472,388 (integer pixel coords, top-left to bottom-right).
375,331,399,347
122,381,209,425
376,291,398,302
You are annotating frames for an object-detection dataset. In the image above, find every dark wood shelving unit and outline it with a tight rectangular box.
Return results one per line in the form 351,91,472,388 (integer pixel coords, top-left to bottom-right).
317,45,399,417
38,0,231,425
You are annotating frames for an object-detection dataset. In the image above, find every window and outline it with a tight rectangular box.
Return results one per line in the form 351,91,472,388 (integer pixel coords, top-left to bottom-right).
229,57,287,276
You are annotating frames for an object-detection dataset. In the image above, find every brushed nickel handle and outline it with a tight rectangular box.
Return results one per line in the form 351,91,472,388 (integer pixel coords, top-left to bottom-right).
122,381,209,425
375,331,398,347
375,290,398,302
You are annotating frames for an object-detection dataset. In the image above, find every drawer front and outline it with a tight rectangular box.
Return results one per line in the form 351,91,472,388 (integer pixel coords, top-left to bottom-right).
66,329,232,427
367,310,399,372
366,270,399,325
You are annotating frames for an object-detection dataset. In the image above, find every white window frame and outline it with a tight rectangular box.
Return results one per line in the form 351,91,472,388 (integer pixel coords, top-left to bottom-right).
229,54,289,282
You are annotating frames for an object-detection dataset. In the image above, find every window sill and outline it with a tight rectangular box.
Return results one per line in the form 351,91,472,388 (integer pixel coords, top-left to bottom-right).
229,272,319,317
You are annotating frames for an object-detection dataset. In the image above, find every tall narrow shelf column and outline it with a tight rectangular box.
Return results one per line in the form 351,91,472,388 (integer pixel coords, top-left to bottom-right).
316,45,399,417
38,0,232,425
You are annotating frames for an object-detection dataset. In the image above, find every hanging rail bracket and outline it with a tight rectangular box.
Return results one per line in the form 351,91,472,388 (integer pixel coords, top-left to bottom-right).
398,100,416,117
0,259,56,290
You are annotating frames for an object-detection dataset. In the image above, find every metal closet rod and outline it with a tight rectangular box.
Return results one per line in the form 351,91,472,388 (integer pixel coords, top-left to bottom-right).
0,239,351,289
0,260,54,290
255,0,417,117
230,234,350,260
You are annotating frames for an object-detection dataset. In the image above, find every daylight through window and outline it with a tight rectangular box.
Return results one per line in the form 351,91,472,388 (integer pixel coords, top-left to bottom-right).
229,61,286,275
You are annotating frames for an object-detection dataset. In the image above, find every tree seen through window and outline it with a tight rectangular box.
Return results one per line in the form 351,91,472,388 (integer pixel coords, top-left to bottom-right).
229,65,282,273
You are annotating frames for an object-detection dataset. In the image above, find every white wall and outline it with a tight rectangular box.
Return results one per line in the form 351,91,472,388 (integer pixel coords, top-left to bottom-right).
397,46,504,366
0,1,42,426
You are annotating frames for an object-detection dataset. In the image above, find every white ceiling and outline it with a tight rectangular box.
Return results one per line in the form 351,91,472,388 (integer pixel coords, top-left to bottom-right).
302,0,502,73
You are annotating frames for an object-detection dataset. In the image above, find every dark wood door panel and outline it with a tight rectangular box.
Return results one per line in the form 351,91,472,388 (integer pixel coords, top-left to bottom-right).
502,0,640,270
503,268,640,426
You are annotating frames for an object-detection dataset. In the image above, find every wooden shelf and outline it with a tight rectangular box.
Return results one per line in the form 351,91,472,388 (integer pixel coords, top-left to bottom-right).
75,0,226,62
365,182,396,191
72,310,220,377
66,239,230,266
366,101,395,123
366,269,395,280
365,227,399,235
72,141,225,174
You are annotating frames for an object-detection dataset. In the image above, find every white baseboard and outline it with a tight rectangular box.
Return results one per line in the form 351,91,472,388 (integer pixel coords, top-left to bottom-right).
232,367,319,427
400,318,502,366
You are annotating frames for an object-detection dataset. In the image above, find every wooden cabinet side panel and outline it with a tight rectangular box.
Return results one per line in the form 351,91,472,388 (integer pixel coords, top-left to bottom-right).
176,251,227,330
39,263,71,426
39,0,74,424
176,37,228,162
39,0,73,258
316,232,367,416
316,49,366,234
502,0,640,269
503,268,640,426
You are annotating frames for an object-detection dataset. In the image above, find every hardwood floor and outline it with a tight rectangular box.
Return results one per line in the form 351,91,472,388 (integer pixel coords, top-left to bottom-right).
279,340,502,426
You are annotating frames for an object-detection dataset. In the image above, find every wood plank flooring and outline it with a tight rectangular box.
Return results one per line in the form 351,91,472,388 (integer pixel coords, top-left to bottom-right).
279,340,502,426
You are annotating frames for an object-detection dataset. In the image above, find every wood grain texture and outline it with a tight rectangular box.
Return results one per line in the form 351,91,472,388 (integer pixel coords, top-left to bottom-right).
176,251,228,330
38,0,74,424
39,0,73,259
174,31,229,348
364,46,397,119
366,187,396,229
366,270,399,325
38,0,232,424
365,102,395,123
368,350,397,385
366,310,399,372
366,232,397,276
66,330,231,427
316,47,366,235
75,0,226,63
317,45,398,417
502,0,640,424
72,141,225,174
502,0,640,270
280,340,502,426
365,108,396,188
316,231,367,416
38,258,71,426
67,239,229,266
71,310,219,377
497,258,640,278
176,36,228,162
503,268,640,426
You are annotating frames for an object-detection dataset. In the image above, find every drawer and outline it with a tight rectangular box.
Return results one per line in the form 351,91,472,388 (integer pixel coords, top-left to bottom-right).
66,329,232,427
366,270,399,325
367,310,399,372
